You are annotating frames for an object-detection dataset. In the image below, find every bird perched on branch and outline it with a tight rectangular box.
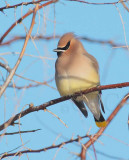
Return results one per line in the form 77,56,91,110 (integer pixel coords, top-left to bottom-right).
53,33,106,127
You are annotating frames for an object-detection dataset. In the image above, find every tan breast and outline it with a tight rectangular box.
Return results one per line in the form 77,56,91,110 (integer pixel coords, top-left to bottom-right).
55,53,100,96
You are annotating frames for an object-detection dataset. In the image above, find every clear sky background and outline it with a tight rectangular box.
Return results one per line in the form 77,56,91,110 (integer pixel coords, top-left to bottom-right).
0,0,129,160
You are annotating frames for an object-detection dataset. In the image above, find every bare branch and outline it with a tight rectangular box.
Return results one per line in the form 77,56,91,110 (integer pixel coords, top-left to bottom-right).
120,0,129,12
46,109,68,128
0,129,41,136
66,0,129,5
0,0,57,44
0,5,37,98
7,83,53,90
80,92,129,160
1,91,129,159
0,35,60,46
0,0,48,11
0,135,89,159
0,35,126,49
0,82,129,131
0,61,54,89
0,0,128,13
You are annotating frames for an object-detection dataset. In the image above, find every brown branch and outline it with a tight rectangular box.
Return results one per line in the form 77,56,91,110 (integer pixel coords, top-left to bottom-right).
7,82,50,90
1,91,129,159
0,0,128,12
0,0,57,44
0,0,48,11
0,62,54,89
0,135,89,159
66,0,129,5
0,5,38,98
0,129,40,136
0,35,125,49
80,36,123,48
80,92,129,160
0,82,129,132
87,135,97,160
0,0,128,44
0,35,60,46
120,0,129,12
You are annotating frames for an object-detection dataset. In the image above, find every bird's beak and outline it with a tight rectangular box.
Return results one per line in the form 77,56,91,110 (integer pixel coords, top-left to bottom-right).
53,48,65,52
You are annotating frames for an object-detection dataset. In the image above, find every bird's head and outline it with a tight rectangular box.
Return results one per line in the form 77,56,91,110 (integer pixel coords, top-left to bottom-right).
53,33,84,57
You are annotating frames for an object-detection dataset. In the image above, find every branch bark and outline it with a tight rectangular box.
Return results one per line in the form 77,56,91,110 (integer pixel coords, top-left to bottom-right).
0,129,40,136
0,35,125,49
1,91,129,159
0,0,47,11
0,0,57,44
66,0,128,5
0,135,88,159
80,92,129,160
0,82,129,131
0,62,54,89
0,5,38,98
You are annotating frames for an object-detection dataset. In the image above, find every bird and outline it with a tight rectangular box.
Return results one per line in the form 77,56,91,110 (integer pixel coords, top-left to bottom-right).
53,33,106,127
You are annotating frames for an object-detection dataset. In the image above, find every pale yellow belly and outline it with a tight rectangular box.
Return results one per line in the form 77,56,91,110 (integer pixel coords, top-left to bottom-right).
56,75,99,96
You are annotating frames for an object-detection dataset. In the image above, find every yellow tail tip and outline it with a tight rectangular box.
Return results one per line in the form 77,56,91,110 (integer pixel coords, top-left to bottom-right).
95,121,107,128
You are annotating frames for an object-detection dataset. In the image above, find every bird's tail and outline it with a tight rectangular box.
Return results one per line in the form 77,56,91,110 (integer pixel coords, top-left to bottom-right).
94,112,107,127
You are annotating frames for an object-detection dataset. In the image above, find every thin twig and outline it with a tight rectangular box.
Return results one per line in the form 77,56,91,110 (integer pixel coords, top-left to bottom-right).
0,0,47,11
46,109,68,128
0,35,60,46
0,129,40,136
114,4,129,51
0,135,89,159
1,92,129,159
0,61,55,89
0,141,30,157
0,35,125,50
0,0,57,44
0,0,128,12
66,0,129,5
120,0,129,12
7,83,53,90
87,135,97,160
0,82,129,131
0,5,37,98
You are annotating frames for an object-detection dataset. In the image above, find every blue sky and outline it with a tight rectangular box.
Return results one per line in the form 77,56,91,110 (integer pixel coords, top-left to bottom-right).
0,0,129,159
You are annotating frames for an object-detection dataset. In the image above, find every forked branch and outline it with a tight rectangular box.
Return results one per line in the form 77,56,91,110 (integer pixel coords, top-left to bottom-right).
1,92,129,159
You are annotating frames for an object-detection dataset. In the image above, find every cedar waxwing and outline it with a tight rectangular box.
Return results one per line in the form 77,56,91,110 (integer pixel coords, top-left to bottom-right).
53,33,106,127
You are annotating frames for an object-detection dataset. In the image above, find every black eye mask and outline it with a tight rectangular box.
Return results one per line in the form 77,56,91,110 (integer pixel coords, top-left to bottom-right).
57,41,70,51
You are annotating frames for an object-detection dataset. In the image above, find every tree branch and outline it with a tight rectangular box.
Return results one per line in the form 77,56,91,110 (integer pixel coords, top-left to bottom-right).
80,92,129,160
0,129,41,136
0,0,47,11
66,0,129,5
0,35,125,49
0,62,54,89
0,5,38,98
120,0,129,12
0,135,89,159
1,90,129,159
0,82,129,131
0,0,57,44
